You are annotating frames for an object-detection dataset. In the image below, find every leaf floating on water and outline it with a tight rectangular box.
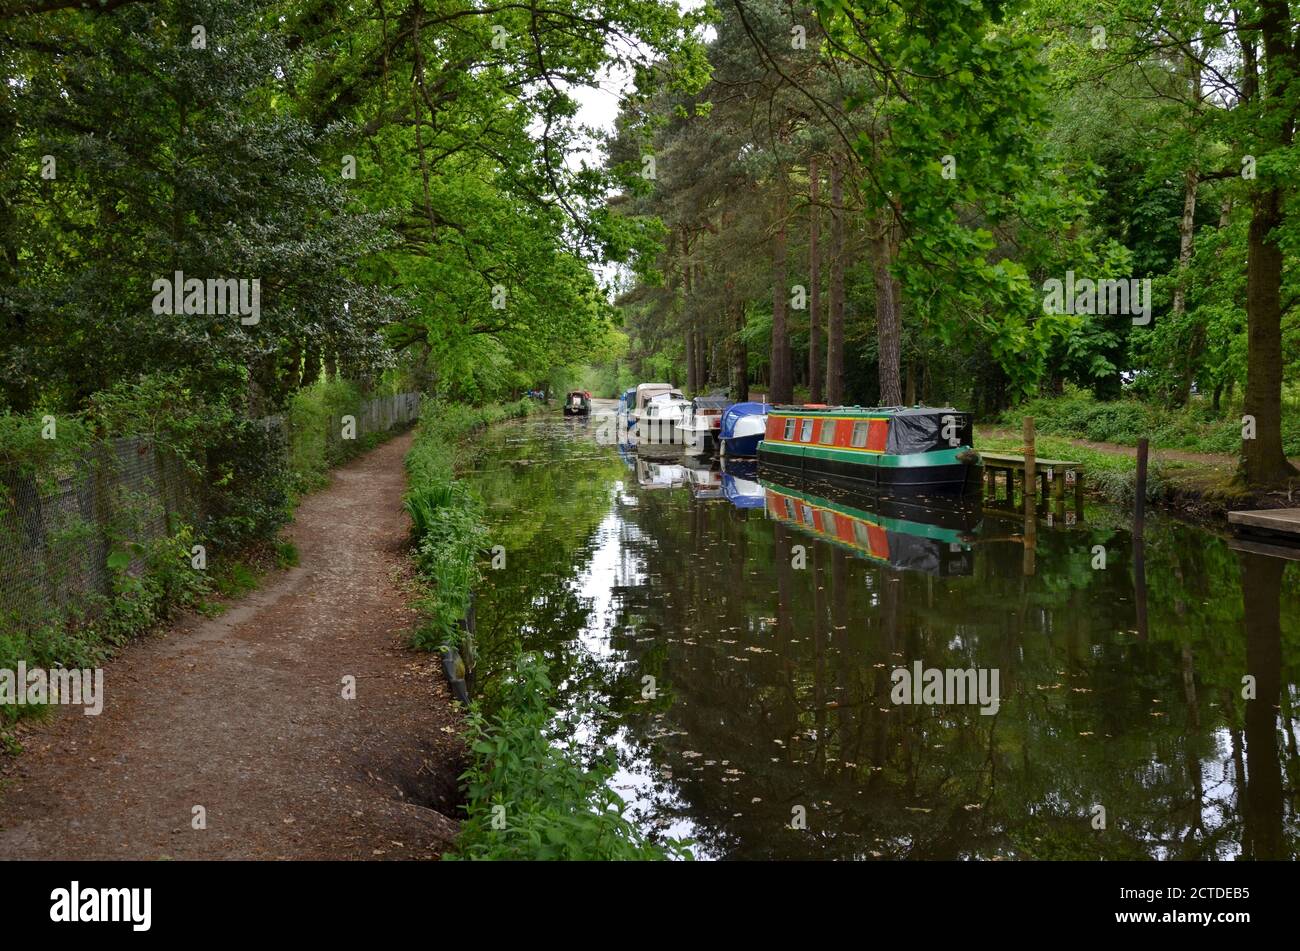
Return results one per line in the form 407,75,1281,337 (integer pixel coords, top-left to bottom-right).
963,803,983,811
905,807,932,813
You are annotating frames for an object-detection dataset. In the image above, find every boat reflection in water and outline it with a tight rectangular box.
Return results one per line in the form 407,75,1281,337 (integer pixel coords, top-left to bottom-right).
636,456,687,490
684,462,723,500
761,475,981,576
720,459,765,510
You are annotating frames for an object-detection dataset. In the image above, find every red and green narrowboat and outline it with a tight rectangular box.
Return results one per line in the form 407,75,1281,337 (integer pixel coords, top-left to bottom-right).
757,405,981,491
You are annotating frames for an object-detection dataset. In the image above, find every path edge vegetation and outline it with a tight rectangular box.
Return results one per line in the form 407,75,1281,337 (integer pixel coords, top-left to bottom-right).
0,374,415,751
403,402,688,860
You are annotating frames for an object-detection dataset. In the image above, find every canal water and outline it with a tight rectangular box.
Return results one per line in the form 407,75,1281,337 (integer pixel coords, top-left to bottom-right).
464,409,1299,860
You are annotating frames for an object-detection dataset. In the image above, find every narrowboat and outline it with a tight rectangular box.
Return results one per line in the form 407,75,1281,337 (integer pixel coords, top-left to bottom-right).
757,405,980,491
762,478,979,576
719,401,771,457
679,394,730,455
563,390,591,416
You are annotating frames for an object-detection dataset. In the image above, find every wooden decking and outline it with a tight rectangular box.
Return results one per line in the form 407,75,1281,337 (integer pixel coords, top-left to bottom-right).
980,452,1086,522
1228,507,1300,539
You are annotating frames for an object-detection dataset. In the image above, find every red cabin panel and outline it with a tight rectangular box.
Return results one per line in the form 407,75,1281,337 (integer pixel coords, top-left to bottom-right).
867,418,889,452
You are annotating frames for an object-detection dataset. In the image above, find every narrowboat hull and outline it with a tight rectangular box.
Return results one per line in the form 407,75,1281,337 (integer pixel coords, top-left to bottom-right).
758,442,977,491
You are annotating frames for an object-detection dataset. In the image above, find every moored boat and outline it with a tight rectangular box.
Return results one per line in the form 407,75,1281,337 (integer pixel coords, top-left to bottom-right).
719,401,771,457
563,390,591,416
757,405,980,491
679,394,730,455
637,390,689,443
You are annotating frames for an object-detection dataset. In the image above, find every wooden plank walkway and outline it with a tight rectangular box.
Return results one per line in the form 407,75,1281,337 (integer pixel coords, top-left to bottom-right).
1228,508,1300,538
980,452,1086,522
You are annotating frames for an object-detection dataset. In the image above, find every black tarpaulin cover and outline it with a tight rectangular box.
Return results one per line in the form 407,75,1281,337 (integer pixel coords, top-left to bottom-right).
885,409,973,454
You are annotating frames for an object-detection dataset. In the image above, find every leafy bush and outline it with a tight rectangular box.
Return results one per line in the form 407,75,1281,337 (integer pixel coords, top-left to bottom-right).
203,418,295,554
403,397,533,651
999,387,1300,456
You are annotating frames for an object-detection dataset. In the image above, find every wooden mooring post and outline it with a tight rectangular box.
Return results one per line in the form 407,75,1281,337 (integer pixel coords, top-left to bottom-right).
981,449,1085,523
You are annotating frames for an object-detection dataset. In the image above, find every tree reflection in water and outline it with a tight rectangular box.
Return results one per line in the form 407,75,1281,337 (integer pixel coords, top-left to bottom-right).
467,415,1300,860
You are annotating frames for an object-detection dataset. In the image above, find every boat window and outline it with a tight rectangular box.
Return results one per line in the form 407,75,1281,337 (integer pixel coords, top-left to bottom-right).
819,420,837,444
801,504,815,526
800,419,813,442
851,421,870,448
853,521,871,547
783,418,796,440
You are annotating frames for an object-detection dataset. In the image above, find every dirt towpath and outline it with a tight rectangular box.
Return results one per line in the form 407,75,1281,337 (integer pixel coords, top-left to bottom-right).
0,431,463,860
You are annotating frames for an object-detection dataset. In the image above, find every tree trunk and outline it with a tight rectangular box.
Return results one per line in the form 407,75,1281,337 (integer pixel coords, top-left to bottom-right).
808,153,824,403
1238,0,1297,487
1172,164,1200,406
682,230,698,393
731,296,749,402
869,206,903,407
1242,186,1296,485
826,158,845,404
769,174,793,403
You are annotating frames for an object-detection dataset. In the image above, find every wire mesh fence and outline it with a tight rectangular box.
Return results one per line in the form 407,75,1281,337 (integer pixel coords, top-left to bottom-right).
0,391,420,637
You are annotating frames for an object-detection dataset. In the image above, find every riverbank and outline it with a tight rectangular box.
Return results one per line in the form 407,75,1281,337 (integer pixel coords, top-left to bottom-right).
976,425,1300,525
403,399,681,859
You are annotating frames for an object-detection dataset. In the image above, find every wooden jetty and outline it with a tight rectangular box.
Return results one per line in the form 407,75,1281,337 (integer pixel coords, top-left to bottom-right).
1227,508,1300,542
981,451,1086,522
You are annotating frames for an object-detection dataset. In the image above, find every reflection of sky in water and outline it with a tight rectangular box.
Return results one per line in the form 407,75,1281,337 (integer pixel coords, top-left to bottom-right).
566,487,710,856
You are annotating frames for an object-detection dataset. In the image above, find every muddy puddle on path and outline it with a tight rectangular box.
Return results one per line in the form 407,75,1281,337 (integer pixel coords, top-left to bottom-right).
463,410,1300,860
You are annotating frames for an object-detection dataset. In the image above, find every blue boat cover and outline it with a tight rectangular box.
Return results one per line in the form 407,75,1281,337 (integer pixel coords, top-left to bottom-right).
720,401,771,439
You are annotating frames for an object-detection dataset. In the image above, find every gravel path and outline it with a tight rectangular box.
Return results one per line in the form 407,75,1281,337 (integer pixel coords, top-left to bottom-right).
0,430,463,860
